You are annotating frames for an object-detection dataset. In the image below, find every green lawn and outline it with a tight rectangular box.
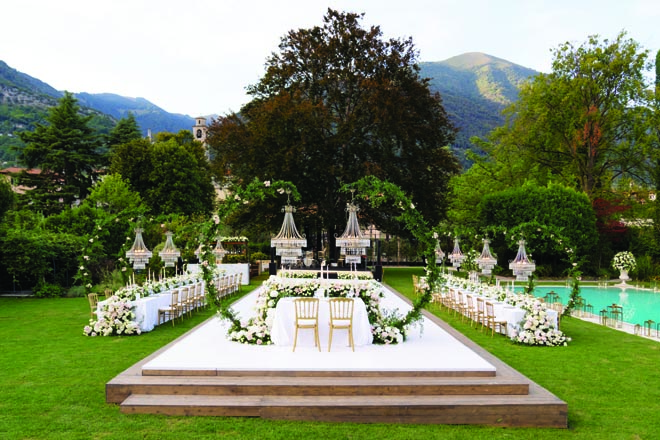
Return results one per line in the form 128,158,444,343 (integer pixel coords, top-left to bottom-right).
1,269,659,439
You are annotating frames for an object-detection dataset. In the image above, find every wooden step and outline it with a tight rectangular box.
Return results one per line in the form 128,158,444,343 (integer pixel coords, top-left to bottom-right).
106,374,529,403
120,393,567,427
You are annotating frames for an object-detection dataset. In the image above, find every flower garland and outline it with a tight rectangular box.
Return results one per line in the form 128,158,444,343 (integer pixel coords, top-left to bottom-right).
346,176,439,337
612,251,636,272
198,178,301,324
84,295,141,336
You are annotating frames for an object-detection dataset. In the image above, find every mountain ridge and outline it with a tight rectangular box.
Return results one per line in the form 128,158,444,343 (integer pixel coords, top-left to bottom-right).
1,52,538,164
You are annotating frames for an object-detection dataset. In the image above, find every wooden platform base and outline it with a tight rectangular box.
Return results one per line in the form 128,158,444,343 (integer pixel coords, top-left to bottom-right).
106,307,567,427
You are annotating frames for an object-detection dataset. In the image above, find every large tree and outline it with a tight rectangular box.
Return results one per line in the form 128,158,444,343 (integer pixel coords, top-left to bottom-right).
486,32,650,199
110,131,215,216
17,92,103,214
207,9,459,246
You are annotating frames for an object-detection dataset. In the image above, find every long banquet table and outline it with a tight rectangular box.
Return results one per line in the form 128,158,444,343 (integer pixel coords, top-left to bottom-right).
96,283,204,332
270,297,373,348
453,289,558,337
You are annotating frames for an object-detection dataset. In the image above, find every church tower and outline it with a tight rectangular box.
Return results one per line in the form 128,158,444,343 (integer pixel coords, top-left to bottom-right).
192,117,208,145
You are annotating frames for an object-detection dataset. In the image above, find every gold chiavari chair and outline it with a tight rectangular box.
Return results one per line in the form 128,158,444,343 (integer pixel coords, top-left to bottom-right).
158,289,179,326
485,301,507,337
293,298,321,352
328,298,355,352
87,293,99,318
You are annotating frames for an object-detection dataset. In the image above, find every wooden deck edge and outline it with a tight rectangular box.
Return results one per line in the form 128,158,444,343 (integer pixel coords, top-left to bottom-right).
141,368,496,377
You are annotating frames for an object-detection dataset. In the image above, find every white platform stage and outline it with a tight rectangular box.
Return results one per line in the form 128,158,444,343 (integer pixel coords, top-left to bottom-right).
142,284,496,374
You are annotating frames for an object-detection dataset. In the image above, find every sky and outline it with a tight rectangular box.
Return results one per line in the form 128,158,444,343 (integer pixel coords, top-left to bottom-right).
2,0,659,117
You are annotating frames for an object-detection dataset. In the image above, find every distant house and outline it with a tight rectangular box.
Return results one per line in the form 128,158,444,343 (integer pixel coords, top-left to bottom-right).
0,167,40,194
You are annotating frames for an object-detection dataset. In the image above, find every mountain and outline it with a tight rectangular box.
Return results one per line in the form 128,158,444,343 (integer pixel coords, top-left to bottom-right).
0,61,199,162
74,92,196,137
0,60,115,162
1,53,538,166
419,52,539,163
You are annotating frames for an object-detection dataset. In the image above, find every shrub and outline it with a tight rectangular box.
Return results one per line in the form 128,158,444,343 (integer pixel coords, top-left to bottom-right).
33,281,65,298
224,254,248,264
633,254,655,281
250,252,269,262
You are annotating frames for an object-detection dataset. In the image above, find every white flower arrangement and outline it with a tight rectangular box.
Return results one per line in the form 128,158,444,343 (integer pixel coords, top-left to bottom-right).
113,272,206,300
612,251,636,272
225,276,391,345
220,236,249,243
83,295,141,337
337,272,373,280
442,274,570,347
511,300,570,346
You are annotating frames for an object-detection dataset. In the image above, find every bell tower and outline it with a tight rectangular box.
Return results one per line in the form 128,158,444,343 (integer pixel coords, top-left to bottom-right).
192,117,208,145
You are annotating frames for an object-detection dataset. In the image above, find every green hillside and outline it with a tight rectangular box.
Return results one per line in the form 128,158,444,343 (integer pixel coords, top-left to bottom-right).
1,53,538,166
420,52,538,163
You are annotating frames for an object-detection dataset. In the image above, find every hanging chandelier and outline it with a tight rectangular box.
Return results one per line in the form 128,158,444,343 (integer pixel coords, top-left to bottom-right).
509,238,536,281
435,240,445,264
158,231,180,268
194,235,205,261
271,192,307,265
126,227,152,270
476,237,497,275
213,237,227,263
449,237,465,268
336,192,370,264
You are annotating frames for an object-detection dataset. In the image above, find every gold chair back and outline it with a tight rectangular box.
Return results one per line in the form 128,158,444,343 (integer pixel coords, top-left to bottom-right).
88,293,99,318
328,298,355,352
485,301,507,336
158,289,179,326
293,298,320,352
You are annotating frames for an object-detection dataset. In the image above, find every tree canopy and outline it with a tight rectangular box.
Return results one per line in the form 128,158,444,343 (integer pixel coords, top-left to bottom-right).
17,92,104,214
483,32,650,199
207,8,459,244
110,131,215,216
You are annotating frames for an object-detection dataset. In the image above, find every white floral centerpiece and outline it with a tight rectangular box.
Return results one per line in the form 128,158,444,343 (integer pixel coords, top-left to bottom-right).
612,251,636,272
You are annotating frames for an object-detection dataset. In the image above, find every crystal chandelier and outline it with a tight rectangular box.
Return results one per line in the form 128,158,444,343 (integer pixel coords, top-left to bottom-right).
271,192,307,265
194,235,204,260
435,240,445,264
449,237,465,268
509,238,536,281
212,237,227,263
336,192,370,264
158,231,180,267
126,227,152,270
476,237,497,275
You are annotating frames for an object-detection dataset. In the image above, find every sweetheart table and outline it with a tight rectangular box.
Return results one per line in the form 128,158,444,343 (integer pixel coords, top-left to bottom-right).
270,297,373,348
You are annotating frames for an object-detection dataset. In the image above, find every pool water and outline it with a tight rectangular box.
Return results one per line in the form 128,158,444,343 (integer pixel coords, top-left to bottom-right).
528,285,660,325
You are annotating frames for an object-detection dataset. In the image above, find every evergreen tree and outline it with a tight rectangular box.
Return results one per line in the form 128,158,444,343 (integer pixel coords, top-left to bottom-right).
107,113,142,148
17,92,103,214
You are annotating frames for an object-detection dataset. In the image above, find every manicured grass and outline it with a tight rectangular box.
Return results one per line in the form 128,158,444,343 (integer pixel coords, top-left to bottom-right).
1,268,659,439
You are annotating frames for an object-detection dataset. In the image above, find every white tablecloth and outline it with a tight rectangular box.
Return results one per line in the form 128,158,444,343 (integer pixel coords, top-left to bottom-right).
97,290,180,332
456,290,558,337
270,297,373,348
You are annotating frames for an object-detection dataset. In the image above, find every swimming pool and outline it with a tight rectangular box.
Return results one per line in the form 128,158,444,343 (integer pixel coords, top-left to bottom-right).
528,285,660,325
